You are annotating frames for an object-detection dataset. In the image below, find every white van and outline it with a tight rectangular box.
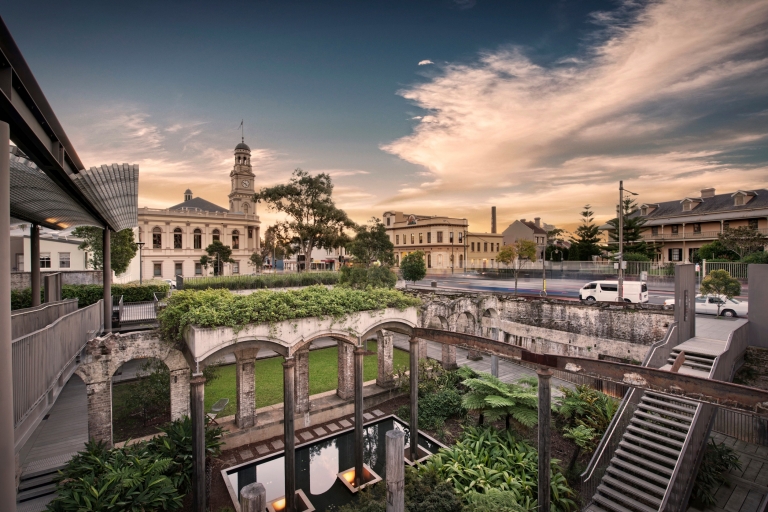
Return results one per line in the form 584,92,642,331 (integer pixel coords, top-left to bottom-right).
579,281,649,303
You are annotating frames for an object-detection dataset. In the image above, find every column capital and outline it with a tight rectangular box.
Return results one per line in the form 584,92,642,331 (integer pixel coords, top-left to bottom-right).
408,336,419,345
536,368,553,379
354,346,366,355
190,373,206,385
282,357,296,369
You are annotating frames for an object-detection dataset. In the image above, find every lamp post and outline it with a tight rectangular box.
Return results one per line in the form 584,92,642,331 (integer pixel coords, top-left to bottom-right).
618,181,638,302
135,242,145,285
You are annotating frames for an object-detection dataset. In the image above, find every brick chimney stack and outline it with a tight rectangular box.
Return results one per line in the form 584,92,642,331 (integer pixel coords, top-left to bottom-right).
701,188,716,198
534,217,541,228
491,207,497,234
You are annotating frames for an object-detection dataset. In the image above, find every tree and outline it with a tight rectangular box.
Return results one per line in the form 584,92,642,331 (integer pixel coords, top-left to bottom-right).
569,205,602,261
699,269,741,316
400,251,427,284
696,240,736,262
254,169,355,272
346,217,395,267
496,240,537,296
249,252,263,273
606,198,654,259
718,227,767,260
261,224,295,268
339,265,398,289
202,240,233,276
72,227,137,275
461,374,538,429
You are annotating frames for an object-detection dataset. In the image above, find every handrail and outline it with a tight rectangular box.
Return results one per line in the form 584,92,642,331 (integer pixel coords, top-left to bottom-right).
11,299,79,339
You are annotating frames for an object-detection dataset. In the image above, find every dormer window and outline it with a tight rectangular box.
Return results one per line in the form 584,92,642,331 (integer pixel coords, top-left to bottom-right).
681,198,702,212
641,207,648,216
735,195,744,206
732,190,757,206
682,202,692,212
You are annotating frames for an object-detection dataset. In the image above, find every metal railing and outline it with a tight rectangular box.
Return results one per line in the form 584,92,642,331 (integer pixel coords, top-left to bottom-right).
580,323,679,504
11,299,78,340
12,300,103,429
119,300,158,324
712,408,768,446
704,261,749,280
643,227,768,241
515,359,628,399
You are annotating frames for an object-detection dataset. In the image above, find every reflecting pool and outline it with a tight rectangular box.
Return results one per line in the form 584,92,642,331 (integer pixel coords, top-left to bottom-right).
224,416,442,510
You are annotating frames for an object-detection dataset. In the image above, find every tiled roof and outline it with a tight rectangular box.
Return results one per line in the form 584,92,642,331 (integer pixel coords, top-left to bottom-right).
169,197,229,213
635,189,768,219
522,220,548,235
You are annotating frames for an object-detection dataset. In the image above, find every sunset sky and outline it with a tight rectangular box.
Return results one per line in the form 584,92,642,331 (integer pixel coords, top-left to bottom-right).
5,0,768,234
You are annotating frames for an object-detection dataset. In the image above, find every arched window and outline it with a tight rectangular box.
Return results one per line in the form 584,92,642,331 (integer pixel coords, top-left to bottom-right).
152,227,162,249
242,203,249,214
173,227,183,249
212,229,220,242
193,228,202,250
232,230,240,249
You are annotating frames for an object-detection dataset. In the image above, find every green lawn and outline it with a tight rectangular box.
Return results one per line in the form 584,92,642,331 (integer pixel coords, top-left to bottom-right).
204,341,410,417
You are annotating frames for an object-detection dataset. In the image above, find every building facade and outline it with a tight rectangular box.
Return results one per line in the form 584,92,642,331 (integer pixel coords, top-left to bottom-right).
137,141,261,279
383,211,503,272
501,217,550,260
609,188,768,263
9,226,89,273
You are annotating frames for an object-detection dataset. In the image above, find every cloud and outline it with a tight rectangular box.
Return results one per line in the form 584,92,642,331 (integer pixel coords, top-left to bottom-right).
418,60,434,66
322,169,371,177
382,0,768,228
453,0,476,10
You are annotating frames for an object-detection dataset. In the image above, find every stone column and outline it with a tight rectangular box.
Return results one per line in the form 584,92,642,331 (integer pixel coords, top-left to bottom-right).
408,337,419,462
354,345,365,488
386,429,405,512
103,228,112,331
170,369,190,421
86,380,113,447
241,482,266,512
441,344,457,370
31,223,40,307
537,369,553,512
190,373,206,512
418,339,428,361
0,121,14,510
376,330,395,388
295,347,310,417
283,358,297,512
235,349,258,429
337,340,354,400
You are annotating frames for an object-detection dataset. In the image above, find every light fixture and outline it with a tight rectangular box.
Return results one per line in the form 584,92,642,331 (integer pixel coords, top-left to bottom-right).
266,490,315,512
337,465,382,493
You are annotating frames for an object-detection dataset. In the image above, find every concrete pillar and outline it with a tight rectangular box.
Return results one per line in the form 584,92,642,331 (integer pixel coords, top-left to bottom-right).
337,340,354,400
491,355,499,377
86,380,113,447
235,349,258,429
537,369,552,512
354,344,365,488
169,369,190,421
418,338,428,361
31,223,40,307
190,373,206,512
295,347,310,417
386,429,405,512
283,357,296,512
0,120,18,510
241,482,266,512
103,228,112,332
409,337,419,462
441,344,457,370
376,330,395,388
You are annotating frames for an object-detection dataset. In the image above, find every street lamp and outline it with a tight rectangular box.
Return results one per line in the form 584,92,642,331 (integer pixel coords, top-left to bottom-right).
618,181,639,302
135,242,145,285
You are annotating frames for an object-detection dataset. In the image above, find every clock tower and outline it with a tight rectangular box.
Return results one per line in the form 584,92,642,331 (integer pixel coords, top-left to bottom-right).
228,138,256,215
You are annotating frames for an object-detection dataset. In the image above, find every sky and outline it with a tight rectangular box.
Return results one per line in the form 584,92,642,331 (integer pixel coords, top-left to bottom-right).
4,0,768,234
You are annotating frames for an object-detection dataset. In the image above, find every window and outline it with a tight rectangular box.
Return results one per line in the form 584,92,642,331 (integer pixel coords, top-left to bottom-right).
484,242,488,252
496,243,499,252
723,221,730,230
427,253,432,268
695,296,707,304
40,252,51,268
651,226,659,236
600,284,618,292
682,201,692,212
669,248,681,261
387,217,391,226
174,228,183,249
153,263,162,276
458,232,463,243
641,207,648,216
233,262,240,274
411,233,415,244
59,252,70,268
248,227,253,238
749,219,758,229
174,262,183,276
459,254,463,268
427,232,431,243
242,203,249,214
419,233,423,244
449,232,454,243
232,230,240,249
437,231,443,243
195,263,202,275
693,223,701,234
583,283,597,290
471,242,475,252
671,225,679,234
152,227,162,248
396,235,400,244
735,195,745,206
193,228,202,249
212,229,220,242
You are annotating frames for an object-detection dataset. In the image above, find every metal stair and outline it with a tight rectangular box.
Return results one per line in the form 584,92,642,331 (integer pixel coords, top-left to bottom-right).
666,349,716,374
16,465,62,512
589,391,697,512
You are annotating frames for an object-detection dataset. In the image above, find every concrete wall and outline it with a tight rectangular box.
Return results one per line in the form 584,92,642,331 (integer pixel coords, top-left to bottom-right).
748,264,768,348
11,270,103,290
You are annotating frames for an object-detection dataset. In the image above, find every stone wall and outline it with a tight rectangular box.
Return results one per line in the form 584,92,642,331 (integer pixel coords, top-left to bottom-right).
12,270,103,290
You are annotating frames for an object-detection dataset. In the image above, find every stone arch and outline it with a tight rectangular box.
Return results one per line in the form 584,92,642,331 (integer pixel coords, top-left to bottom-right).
454,311,476,334
481,308,501,340
427,315,449,330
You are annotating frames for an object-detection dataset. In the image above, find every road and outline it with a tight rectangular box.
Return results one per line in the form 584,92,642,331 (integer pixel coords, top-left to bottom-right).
410,274,749,304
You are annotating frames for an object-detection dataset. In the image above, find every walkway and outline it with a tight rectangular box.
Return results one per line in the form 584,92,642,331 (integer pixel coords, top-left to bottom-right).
688,432,768,512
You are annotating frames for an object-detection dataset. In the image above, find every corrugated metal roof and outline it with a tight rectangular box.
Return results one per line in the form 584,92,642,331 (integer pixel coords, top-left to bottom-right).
70,163,139,232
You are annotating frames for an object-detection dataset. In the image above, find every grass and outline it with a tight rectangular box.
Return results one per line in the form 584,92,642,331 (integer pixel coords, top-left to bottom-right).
204,341,410,417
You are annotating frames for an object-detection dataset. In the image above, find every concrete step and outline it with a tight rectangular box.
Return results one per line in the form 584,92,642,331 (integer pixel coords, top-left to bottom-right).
644,392,699,407
597,483,658,512
617,442,677,469
638,403,695,422
626,425,685,448
18,473,55,492
602,475,662,508
16,494,56,512
623,432,682,457
665,358,713,371
606,466,667,496
630,418,689,439
634,409,692,429
641,396,697,414
670,351,716,364
16,482,56,503
611,455,672,486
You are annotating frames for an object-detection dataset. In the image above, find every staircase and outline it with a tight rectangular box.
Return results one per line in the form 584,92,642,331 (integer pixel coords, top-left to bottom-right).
16,464,62,512
664,348,716,375
587,392,698,512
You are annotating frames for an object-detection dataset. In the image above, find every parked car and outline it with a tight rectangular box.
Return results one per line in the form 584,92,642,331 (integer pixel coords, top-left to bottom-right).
579,280,649,303
663,294,747,317
164,279,177,290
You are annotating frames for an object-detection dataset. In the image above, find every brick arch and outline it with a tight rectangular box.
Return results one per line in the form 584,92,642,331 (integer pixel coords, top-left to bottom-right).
453,311,476,334
427,315,449,329
75,331,191,447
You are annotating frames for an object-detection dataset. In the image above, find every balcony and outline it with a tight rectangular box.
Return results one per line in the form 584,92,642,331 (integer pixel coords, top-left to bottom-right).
642,227,768,241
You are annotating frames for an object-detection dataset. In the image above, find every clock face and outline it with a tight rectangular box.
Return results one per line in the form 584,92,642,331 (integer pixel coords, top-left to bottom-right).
241,180,250,188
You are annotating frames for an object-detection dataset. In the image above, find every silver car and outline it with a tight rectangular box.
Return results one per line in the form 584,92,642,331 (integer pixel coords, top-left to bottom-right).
664,294,747,317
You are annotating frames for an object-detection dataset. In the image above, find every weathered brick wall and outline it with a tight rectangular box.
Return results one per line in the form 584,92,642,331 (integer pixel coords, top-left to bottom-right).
738,347,768,389
85,381,113,446
11,270,103,290
376,330,395,387
337,340,354,400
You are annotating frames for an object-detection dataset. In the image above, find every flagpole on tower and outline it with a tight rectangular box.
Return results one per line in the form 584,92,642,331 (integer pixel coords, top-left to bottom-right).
239,119,244,143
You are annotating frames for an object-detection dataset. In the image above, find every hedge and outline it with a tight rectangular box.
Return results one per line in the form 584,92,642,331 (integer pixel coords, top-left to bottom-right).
10,282,170,310
180,271,340,291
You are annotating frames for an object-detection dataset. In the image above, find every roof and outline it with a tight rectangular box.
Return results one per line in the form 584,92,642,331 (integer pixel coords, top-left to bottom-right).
235,141,250,151
633,189,768,220
184,188,192,194
169,197,229,213
521,220,547,235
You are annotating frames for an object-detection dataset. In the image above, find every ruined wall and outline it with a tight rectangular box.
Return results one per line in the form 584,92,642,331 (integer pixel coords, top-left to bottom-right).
11,270,103,290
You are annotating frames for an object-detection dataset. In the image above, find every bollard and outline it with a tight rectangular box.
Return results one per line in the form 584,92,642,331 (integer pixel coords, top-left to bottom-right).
240,482,266,512
386,430,405,512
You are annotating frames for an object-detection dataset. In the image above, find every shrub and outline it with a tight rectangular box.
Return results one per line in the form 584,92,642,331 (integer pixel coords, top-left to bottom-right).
339,265,398,289
743,251,768,264
180,271,339,291
691,440,741,508
621,252,651,262
157,286,421,343
397,388,465,430
556,385,618,436
464,489,530,512
11,283,169,310
462,374,539,428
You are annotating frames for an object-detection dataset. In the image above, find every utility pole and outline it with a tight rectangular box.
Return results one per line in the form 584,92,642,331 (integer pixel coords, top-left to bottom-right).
136,242,145,285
